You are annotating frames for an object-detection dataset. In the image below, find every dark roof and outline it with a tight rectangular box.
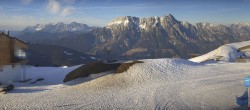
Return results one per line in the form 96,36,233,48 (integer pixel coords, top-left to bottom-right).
0,32,27,46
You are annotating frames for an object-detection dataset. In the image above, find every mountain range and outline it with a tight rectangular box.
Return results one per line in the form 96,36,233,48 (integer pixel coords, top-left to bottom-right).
16,14,250,59
23,22,96,33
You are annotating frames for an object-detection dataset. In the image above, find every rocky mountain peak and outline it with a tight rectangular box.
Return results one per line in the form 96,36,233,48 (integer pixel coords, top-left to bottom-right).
56,22,65,25
107,16,139,28
166,14,177,22
107,14,180,30
70,21,78,25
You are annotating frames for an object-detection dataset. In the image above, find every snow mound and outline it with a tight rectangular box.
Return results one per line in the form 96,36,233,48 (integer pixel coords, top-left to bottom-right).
65,58,196,85
189,41,250,63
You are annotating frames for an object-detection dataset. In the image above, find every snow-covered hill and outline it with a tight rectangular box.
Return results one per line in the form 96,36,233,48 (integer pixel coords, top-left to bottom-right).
0,58,249,109
189,41,250,63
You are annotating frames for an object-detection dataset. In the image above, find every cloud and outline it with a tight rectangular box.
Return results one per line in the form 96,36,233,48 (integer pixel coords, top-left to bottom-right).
60,7,75,16
21,0,32,5
47,0,61,14
46,0,76,16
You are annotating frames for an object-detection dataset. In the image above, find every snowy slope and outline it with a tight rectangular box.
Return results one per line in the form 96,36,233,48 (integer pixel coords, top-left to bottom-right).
0,58,250,109
189,40,250,63
11,65,81,93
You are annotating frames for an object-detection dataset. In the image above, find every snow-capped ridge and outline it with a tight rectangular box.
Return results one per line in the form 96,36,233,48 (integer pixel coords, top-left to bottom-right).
232,23,250,27
107,14,179,29
107,16,139,28
23,22,96,33
196,22,217,27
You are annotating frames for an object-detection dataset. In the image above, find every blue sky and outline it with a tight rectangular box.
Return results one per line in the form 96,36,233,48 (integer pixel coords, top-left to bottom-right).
0,0,250,30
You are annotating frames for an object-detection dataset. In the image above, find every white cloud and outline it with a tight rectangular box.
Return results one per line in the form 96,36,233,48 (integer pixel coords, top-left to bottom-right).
46,0,76,16
21,0,32,5
47,0,61,14
60,7,75,16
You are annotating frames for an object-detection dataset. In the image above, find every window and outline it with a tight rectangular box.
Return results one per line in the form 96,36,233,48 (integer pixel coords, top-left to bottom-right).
14,49,26,60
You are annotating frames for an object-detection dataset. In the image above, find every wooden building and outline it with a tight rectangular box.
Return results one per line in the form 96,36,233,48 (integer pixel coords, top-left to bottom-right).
0,32,28,84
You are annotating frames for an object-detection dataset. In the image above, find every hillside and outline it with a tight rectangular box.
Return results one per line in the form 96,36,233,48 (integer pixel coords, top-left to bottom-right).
0,58,249,109
27,44,98,66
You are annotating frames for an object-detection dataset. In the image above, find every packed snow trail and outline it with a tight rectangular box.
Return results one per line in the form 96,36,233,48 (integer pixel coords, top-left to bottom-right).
0,59,249,109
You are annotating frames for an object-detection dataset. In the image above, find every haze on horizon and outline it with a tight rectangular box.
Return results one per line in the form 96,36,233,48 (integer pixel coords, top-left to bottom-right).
0,0,250,31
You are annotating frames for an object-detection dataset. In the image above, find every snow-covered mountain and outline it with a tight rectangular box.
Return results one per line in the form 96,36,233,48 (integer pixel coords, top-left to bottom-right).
107,14,181,30
17,14,250,59
229,23,250,40
23,22,96,32
189,40,250,63
90,14,250,58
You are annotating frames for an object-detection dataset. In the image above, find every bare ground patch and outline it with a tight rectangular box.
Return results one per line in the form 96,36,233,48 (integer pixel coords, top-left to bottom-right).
63,60,143,83
115,61,143,73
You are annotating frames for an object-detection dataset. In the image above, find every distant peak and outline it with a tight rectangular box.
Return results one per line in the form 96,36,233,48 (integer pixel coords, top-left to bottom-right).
168,14,174,17
35,24,43,26
107,16,139,27
166,14,177,21
234,23,250,26
56,22,65,25
70,21,78,24
115,16,139,20
195,22,215,27
22,22,96,32
201,22,217,27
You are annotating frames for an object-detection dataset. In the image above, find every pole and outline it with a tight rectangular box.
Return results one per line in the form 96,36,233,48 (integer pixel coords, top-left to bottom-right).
22,64,25,81
248,88,250,108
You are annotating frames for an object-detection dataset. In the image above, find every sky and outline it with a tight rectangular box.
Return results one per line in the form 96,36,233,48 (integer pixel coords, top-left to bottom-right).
0,0,250,30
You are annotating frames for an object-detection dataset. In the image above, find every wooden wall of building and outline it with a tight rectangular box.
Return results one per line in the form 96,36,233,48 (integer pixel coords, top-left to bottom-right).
0,33,28,66
0,34,12,66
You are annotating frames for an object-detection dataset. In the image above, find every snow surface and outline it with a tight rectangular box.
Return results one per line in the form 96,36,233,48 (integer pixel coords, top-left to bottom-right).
107,17,130,27
90,56,96,59
34,24,44,31
189,41,250,63
0,58,249,109
10,65,81,93
63,51,73,56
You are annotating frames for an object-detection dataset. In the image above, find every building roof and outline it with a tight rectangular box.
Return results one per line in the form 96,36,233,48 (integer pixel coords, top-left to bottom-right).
0,32,28,47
